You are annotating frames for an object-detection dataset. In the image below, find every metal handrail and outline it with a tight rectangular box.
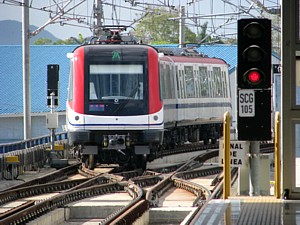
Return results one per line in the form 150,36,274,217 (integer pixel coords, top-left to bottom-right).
0,132,68,154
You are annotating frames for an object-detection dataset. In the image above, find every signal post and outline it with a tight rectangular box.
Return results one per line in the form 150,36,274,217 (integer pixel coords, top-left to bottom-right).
237,19,272,196
46,64,59,167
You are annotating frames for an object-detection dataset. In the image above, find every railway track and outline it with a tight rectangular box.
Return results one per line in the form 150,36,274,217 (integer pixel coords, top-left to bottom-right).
0,142,272,224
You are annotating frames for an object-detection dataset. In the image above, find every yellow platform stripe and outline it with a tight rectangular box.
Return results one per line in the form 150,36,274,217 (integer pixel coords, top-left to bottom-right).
229,196,282,203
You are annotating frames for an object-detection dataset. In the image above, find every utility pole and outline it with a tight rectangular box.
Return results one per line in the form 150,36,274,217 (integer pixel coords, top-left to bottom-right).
93,0,104,36
22,0,31,140
179,6,185,48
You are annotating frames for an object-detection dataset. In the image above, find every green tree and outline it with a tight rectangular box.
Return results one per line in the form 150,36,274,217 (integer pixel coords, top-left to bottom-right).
33,33,85,45
53,39,66,45
134,8,197,44
53,34,84,45
197,22,211,44
33,38,52,45
195,21,226,44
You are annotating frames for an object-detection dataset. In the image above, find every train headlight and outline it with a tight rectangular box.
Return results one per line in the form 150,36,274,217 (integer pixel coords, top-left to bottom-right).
103,136,108,147
67,53,74,59
125,136,131,147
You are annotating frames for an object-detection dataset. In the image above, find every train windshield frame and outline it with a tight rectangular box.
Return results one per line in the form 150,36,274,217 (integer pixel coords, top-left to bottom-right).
89,64,144,101
85,61,148,116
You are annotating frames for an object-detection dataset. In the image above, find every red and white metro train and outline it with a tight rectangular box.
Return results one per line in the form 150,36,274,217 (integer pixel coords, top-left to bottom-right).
66,29,232,169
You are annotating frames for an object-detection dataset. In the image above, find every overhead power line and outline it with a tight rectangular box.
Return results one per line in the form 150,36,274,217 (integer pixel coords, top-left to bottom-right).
0,0,281,39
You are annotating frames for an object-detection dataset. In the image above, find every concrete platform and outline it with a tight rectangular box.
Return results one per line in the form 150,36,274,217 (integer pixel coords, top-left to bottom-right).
192,196,300,225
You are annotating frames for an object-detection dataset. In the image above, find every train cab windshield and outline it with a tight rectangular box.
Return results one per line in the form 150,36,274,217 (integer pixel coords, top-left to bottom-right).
87,63,148,116
89,64,143,100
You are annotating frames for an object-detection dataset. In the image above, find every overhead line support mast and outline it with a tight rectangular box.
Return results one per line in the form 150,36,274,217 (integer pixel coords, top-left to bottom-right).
93,0,104,36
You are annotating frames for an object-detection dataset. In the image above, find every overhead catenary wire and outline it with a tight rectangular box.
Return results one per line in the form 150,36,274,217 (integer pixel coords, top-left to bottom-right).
0,0,280,40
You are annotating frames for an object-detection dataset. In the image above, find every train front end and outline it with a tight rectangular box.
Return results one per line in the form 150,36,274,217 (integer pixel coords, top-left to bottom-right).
66,44,163,169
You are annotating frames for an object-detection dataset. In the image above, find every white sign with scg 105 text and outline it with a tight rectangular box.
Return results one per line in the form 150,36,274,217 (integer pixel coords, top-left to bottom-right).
239,89,255,117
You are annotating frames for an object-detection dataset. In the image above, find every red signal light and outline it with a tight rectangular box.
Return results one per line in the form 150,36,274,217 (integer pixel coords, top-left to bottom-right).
244,69,263,85
248,71,261,83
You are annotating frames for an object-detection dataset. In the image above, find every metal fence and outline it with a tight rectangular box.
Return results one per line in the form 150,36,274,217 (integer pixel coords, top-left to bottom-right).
0,132,68,180
0,132,68,154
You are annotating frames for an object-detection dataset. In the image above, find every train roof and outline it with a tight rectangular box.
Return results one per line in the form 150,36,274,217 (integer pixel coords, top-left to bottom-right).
160,55,228,65
72,42,157,54
158,47,228,65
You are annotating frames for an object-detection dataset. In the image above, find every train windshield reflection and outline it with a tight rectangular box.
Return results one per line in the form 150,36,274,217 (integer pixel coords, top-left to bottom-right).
89,64,144,100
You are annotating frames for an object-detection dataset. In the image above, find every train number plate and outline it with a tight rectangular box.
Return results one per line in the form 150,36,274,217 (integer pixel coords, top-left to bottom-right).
238,90,255,117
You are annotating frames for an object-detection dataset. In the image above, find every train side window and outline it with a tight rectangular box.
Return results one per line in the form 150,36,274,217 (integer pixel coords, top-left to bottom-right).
226,70,231,98
219,69,224,97
158,63,162,100
175,65,181,99
178,69,181,98
194,67,199,98
160,63,166,98
67,60,74,101
214,67,223,97
208,70,213,98
198,66,208,98
184,66,195,98
163,64,169,98
168,64,175,99
178,69,183,99
165,63,175,99
166,64,172,99
211,67,217,97
180,68,186,98
221,71,228,98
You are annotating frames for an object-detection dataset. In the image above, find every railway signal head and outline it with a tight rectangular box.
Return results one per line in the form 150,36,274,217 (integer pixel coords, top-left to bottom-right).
47,64,59,107
237,19,272,141
237,18,271,89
